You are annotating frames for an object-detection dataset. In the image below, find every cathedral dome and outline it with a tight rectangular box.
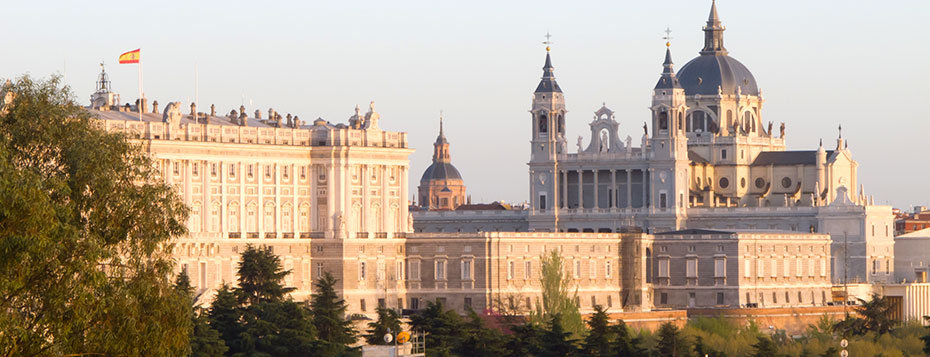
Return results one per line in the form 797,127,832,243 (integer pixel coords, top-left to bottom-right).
420,162,463,183
678,0,759,97
677,54,758,96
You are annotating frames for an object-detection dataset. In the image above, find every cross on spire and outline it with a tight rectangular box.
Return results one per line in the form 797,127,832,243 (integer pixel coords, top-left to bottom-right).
543,31,553,52
663,27,673,47
838,124,843,139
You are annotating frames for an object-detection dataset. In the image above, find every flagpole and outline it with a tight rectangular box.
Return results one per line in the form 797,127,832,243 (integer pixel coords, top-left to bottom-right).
138,50,143,121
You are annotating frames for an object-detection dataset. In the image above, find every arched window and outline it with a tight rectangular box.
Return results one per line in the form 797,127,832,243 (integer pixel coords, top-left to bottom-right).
690,111,706,132
538,114,548,134
726,110,733,128
658,110,668,130
743,111,753,133
391,204,401,232
557,115,564,134
678,112,683,130
352,203,363,232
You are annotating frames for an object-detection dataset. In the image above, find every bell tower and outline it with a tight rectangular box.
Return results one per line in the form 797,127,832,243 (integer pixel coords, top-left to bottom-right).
528,35,567,231
647,41,690,228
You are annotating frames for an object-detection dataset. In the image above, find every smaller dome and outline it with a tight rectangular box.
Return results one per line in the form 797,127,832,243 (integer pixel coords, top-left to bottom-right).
420,162,463,183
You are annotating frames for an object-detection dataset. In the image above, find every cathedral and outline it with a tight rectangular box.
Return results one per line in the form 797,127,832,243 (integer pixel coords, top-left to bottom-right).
417,115,466,211
415,0,894,286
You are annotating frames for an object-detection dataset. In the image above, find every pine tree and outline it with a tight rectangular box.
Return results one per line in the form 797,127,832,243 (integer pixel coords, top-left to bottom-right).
505,322,545,357
582,305,615,356
235,244,295,305
454,309,508,357
540,314,581,357
611,319,642,357
656,322,690,357
365,307,402,345
750,335,778,357
310,271,359,355
409,300,463,356
175,272,227,357
207,284,243,353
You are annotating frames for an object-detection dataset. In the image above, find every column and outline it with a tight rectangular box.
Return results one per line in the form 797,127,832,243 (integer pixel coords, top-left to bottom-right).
626,170,632,209
381,165,388,234
400,166,409,233
576,170,584,209
593,169,599,209
562,171,568,209
221,161,227,237
327,163,336,237
643,169,650,210
292,164,298,236
258,162,264,238
238,162,245,235
274,163,281,237
362,165,369,234
610,170,617,209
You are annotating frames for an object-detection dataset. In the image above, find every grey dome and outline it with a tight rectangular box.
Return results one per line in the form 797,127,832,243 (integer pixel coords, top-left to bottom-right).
420,162,463,183
677,54,759,96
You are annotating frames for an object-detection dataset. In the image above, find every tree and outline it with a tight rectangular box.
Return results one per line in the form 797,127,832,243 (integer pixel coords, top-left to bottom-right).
532,249,584,338
922,316,930,355
207,284,243,352
540,314,581,357
366,307,402,345
505,321,544,357
834,293,896,337
0,75,190,355
656,322,690,357
236,244,295,305
611,319,644,357
454,309,508,357
750,335,778,357
236,300,318,356
582,305,615,356
310,271,359,355
175,271,227,357
409,300,463,357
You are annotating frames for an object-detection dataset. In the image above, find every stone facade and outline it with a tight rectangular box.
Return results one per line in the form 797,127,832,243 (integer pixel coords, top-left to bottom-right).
650,229,832,309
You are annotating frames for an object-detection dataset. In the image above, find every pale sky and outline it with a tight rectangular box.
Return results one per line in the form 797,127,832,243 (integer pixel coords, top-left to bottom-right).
2,0,928,209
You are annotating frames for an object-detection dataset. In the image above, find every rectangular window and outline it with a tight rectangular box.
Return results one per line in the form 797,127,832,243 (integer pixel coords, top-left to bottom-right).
229,164,236,177
659,193,667,209
686,259,698,278
507,261,514,280
770,259,777,278
360,299,366,312
300,166,306,179
396,261,404,281
714,258,726,278
744,260,752,277
796,259,803,277
173,162,180,176
316,262,324,279
211,163,217,176
658,258,670,278
574,260,581,279
359,262,366,281
717,292,725,305
409,260,420,280
590,261,597,279
524,261,532,280
377,261,385,281
462,260,472,280
539,195,547,210
809,258,816,276
464,297,472,309
605,260,613,278
721,149,727,160
757,259,764,277
660,293,668,305
607,295,613,308
435,260,446,281
783,258,790,277
410,298,419,310
265,165,272,178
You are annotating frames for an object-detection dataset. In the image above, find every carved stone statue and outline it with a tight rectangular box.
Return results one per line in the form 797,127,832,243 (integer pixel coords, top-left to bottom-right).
767,121,773,137
625,135,632,149
599,130,609,152
190,102,197,116
407,212,414,231
335,212,346,237
732,120,740,136
576,136,584,153
162,102,182,125
210,104,215,117
642,122,648,136
779,122,786,138
152,100,159,114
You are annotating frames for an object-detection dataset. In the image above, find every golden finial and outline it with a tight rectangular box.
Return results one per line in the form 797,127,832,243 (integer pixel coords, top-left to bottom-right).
664,27,673,48
543,31,553,52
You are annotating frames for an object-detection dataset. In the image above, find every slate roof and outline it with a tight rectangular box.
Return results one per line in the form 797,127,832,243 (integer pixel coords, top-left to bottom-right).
751,151,835,166
535,52,562,93
677,54,759,96
688,151,710,164
420,162,463,182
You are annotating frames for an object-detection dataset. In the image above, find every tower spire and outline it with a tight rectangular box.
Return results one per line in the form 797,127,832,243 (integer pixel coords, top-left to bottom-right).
655,31,682,90
700,0,728,55
535,33,562,93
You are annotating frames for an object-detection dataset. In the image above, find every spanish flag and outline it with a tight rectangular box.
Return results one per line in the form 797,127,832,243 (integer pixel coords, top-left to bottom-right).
119,49,141,64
